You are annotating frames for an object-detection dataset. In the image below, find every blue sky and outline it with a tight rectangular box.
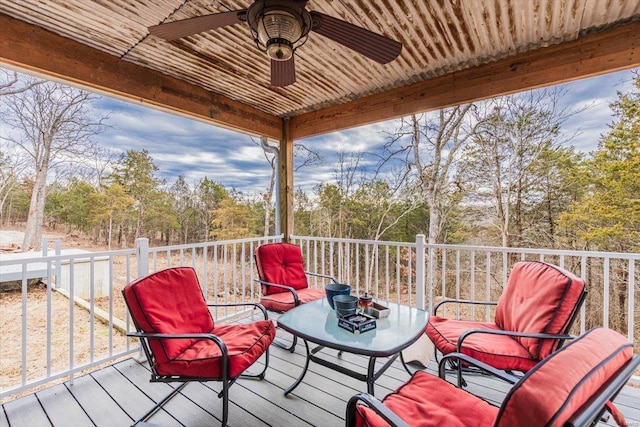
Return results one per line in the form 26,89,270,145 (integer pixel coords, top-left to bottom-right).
91,68,636,198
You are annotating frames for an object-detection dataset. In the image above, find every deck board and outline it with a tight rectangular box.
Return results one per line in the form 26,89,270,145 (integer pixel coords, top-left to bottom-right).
2,327,639,427
0,407,8,427
3,394,51,426
90,363,166,423
37,383,94,426
67,372,135,427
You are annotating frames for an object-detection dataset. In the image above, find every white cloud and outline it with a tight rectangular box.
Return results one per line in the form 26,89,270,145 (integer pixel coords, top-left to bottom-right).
10,66,629,194
154,152,226,165
558,70,636,152
302,118,398,153
228,145,267,163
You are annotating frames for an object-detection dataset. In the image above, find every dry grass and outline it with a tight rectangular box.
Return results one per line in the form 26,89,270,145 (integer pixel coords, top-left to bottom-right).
0,285,129,401
1,229,132,401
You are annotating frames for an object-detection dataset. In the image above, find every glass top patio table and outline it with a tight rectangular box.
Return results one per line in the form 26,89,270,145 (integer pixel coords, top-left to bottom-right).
276,298,429,395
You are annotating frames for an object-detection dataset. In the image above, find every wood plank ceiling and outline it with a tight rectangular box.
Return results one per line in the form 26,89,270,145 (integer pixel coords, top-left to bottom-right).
1,0,639,141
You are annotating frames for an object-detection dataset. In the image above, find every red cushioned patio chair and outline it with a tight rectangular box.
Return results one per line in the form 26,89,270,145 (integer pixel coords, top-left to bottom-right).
255,242,339,351
347,327,639,427
122,267,276,427
425,260,587,386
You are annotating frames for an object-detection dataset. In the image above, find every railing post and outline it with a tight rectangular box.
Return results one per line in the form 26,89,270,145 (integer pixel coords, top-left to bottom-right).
55,240,61,287
415,234,426,310
134,238,150,362
42,238,49,285
136,238,149,278
42,238,62,287
628,260,635,344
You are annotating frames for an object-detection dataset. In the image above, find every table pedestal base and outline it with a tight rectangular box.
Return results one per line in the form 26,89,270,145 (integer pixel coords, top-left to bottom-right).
284,340,411,396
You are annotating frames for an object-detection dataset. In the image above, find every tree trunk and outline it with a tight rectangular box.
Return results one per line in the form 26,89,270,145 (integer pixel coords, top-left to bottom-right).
22,161,48,251
427,195,441,245
264,161,276,236
107,216,113,249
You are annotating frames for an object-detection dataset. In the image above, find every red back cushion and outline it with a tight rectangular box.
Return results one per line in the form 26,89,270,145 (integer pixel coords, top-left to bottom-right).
495,327,633,426
495,261,585,358
255,243,308,295
122,267,214,364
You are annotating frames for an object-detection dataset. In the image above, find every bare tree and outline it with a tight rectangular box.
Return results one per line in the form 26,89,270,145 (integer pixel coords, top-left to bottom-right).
60,146,118,187
464,88,583,247
255,137,321,236
380,106,480,244
1,78,108,250
0,69,42,96
332,150,363,238
0,70,44,225
258,137,278,236
0,144,28,218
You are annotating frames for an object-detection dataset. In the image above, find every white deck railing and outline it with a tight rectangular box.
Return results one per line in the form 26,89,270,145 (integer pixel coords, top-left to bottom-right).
1,234,638,398
292,235,638,342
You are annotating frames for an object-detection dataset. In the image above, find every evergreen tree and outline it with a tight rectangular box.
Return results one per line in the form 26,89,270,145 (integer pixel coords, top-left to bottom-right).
464,88,580,248
211,195,260,240
195,177,228,241
559,72,640,252
108,149,164,246
170,175,196,244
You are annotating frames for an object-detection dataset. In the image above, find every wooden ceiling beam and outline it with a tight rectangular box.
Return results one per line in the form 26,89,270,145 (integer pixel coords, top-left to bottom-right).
290,20,640,140
0,12,283,140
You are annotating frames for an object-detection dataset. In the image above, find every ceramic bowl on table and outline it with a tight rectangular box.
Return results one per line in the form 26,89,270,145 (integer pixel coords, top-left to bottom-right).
333,294,359,317
325,283,352,309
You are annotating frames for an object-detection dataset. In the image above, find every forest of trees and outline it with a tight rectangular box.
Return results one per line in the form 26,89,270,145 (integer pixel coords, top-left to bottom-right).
1,68,638,256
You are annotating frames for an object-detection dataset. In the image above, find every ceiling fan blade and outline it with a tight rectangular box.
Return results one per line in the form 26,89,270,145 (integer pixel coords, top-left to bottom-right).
271,58,296,87
149,10,245,40
310,11,402,64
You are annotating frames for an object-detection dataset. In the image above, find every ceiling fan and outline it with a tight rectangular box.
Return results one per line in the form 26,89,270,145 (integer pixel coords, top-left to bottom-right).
148,0,402,86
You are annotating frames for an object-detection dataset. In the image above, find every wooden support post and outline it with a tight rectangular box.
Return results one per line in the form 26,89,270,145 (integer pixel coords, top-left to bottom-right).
279,119,294,242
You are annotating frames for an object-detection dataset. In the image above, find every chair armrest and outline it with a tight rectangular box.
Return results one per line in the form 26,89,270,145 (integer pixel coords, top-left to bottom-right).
254,279,299,306
346,393,409,427
567,355,640,427
207,301,269,319
433,299,497,316
127,331,230,381
127,331,228,357
305,271,339,283
457,328,574,353
438,352,520,385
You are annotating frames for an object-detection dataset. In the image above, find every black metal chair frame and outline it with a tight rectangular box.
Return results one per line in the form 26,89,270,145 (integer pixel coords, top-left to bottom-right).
346,350,639,427
433,287,588,387
126,301,271,427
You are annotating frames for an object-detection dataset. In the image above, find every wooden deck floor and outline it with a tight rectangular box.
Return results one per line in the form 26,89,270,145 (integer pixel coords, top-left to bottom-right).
2,331,639,426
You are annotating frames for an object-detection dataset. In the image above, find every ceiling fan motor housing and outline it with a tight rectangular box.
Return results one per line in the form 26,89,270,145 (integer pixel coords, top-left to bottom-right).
247,0,312,61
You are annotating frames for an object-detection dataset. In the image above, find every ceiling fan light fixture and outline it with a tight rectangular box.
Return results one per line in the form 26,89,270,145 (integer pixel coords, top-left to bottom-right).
265,38,294,60
247,0,311,61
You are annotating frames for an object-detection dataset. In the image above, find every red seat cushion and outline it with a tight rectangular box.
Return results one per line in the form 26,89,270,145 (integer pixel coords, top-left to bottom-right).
426,261,585,373
425,317,539,372
354,328,631,427
495,327,633,426
255,243,309,295
156,320,276,378
260,287,326,312
354,371,498,427
123,266,276,379
495,261,585,359
123,267,214,365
